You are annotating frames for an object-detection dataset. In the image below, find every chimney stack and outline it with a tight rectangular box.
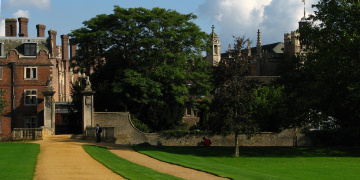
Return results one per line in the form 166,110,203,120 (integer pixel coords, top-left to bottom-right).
61,34,69,61
36,24,46,37
5,18,17,37
48,29,57,58
69,39,77,60
18,17,29,37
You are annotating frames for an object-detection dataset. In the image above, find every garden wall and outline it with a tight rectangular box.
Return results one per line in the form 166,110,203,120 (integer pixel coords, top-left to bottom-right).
90,112,313,146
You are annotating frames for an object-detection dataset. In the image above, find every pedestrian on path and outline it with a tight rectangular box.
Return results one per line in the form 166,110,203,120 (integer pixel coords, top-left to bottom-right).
96,124,101,143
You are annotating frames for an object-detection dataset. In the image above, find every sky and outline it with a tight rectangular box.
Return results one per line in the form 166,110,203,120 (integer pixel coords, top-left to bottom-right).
0,0,318,53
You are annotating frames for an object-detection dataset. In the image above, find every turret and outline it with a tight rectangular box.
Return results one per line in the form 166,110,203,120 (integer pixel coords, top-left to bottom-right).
206,25,221,66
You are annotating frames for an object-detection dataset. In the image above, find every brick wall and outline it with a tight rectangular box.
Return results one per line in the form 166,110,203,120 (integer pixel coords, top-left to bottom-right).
0,46,53,136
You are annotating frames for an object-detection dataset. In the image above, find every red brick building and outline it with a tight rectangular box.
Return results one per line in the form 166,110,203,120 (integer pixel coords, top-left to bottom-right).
0,17,75,137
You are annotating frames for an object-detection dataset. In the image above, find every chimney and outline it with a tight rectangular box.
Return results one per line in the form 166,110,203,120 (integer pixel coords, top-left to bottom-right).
48,29,57,58
69,39,77,60
61,34,69,61
5,18,17,37
18,17,29,37
36,24,46,37
256,29,262,55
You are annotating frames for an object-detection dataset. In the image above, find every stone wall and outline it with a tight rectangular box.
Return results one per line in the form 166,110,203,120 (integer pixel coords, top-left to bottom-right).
91,112,313,146
146,128,312,146
93,112,147,145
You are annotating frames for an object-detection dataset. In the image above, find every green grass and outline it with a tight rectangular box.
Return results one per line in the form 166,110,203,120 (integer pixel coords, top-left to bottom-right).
132,146,360,180
82,145,182,180
0,143,40,180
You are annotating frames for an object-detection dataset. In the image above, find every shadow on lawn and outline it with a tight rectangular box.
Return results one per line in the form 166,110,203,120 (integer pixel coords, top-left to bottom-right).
132,145,360,158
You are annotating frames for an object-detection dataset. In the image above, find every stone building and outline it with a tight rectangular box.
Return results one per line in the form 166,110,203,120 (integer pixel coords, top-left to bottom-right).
0,17,79,137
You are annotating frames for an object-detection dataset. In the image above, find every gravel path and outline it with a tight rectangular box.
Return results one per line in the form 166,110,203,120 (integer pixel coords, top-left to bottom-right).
31,135,228,180
32,135,124,180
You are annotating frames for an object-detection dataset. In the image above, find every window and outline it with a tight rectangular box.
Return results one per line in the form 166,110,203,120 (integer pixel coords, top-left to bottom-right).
24,67,37,79
25,117,37,128
186,103,192,116
24,43,37,56
24,89,37,105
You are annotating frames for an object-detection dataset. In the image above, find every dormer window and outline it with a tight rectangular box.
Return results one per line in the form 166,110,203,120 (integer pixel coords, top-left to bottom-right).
24,43,37,56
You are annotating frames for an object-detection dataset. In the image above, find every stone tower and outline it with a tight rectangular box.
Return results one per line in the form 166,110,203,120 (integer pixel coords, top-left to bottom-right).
206,25,221,66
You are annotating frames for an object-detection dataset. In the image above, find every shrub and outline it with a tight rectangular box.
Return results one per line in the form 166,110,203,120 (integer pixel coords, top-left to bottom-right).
130,114,151,133
307,127,360,146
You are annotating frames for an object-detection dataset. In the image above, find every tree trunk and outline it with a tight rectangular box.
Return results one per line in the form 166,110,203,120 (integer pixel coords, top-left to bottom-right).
235,132,239,157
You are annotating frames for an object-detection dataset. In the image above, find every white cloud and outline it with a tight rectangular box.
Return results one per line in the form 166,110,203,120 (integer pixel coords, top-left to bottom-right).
6,0,51,9
0,20,5,36
12,10,30,18
197,0,318,51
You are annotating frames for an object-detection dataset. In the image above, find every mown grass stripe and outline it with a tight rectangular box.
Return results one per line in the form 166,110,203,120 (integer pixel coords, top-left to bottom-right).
82,145,183,180
133,146,360,180
0,143,40,180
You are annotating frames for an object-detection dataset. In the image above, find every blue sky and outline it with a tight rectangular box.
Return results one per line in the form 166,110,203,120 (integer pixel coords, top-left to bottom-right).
0,0,318,52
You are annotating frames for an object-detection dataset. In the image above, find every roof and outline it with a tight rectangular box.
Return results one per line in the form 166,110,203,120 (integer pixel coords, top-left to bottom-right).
0,37,50,58
221,42,284,59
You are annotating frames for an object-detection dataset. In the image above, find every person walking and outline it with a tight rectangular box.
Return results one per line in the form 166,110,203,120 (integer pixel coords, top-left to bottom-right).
96,124,101,143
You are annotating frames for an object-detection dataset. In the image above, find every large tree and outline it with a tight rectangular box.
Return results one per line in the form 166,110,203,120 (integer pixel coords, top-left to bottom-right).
210,37,259,156
69,6,212,131
274,0,360,128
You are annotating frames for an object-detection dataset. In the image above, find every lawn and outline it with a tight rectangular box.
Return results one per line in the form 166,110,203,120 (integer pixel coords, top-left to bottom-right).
0,142,40,180
132,145,360,180
82,145,182,180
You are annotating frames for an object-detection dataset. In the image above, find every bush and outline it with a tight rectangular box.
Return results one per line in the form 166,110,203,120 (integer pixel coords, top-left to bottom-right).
130,114,151,133
307,127,360,146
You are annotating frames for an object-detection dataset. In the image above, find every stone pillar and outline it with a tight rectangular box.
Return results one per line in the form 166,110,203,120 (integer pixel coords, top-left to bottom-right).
82,76,95,134
42,77,55,134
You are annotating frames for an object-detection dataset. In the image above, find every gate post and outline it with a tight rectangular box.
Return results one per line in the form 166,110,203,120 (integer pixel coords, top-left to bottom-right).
82,76,95,134
42,77,56,134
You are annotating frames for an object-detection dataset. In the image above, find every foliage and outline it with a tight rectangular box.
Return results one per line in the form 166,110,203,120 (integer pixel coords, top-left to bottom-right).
274,0,360,128
130,114,151,133
209,36,260,156
305,127,360,146
0,89,7,115
133,145,360,180
70,77,86,110
252,85,289,132
82,145,181,180
192,97,212,130
0,143,40,180
69,6,212,131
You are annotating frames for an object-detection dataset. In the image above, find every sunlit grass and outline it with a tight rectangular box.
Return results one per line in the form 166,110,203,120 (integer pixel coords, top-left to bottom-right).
0,143,40,180
83,145,182,180
133,146,360,180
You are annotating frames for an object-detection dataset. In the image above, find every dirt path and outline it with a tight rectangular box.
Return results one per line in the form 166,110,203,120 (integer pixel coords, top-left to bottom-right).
31,135,228,180
32,135,124,180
